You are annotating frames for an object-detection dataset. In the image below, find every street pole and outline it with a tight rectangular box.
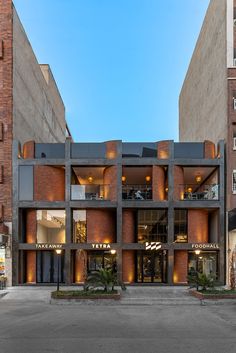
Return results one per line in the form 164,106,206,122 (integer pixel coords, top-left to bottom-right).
55,249,62,292
195,250,201,291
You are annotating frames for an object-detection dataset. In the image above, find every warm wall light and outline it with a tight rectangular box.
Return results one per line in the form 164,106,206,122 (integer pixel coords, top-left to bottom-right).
187,187,192,193
88,176,93,183
145,176,151,182
55,249,62,255
195,175,202,184
122,176,126,182
165,187,168,192
195,250,201,255
110,249,116,255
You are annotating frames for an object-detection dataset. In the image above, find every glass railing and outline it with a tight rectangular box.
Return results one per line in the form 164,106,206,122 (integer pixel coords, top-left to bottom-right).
71,184,110,200
122,185,152,200
178,184,219,201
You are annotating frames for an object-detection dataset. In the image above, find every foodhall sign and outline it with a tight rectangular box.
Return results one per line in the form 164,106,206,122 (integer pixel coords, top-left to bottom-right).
191,243,219,250
145,242,162,250
35,244,63,249
92,243,111,249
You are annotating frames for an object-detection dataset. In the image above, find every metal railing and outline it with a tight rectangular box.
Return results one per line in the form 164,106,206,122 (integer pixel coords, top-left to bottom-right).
122,185,152,200
71,184,110,200
178,184,219,201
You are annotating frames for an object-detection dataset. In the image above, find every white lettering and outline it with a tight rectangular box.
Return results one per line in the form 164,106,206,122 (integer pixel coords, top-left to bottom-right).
191,243,219,249
91,243,111,249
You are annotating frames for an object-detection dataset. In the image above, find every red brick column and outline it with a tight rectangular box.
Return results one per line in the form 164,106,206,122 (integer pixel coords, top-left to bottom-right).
152,166,165,201
174,166,184,200
157,141,170,159
87,210,116,243
204,140,215,159
103,166,117,201
173,251,188,284
34,166,65,201
26,210,37,243
122,251,135,283
122,210,135,243
26,251,36,283
106,141,118,159
188,210,208,243
74,250,87,283
23,141,35,159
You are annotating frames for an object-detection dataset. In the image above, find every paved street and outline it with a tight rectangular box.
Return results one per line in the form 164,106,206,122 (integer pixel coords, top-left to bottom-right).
0,287,236,353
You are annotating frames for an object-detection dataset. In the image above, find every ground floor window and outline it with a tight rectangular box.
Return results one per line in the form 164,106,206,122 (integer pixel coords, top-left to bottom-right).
188,251,218,278
136,250,167,283
36,251,65,283
87,251,116,273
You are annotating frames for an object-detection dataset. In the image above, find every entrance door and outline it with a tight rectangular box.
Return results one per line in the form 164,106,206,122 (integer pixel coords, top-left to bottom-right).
137,251,167,283
36,251,64,283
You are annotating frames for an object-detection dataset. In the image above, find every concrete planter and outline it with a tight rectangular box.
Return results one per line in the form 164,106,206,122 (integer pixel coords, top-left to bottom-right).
51,291,121,301
189,289,236,300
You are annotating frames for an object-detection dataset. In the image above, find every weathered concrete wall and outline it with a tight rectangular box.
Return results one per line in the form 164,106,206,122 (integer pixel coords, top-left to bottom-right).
13,7,66,144
179,0,228,143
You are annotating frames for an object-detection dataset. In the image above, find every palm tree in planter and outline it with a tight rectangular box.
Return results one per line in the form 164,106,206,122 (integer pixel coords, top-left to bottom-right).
86,268,117,292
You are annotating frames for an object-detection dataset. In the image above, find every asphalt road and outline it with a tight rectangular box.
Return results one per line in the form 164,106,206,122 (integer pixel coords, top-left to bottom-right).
0,299,236,353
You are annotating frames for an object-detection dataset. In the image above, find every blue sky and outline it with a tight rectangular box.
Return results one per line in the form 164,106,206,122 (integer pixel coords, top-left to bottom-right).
13,0,210,142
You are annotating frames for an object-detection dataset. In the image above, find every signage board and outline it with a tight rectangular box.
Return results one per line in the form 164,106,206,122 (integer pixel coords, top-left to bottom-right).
145,242,162,250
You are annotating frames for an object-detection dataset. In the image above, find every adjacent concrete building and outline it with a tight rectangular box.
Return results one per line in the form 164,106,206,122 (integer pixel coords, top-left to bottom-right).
179,0,236,284
0,1,70,284
13,139,225,286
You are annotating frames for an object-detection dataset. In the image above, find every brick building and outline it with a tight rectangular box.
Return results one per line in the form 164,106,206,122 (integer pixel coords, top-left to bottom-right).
12,139,225,285
0,1,70,284
179,0,236,284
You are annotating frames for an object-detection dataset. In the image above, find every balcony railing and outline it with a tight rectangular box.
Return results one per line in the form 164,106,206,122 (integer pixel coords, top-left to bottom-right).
122,185,152,200
179,184,219,201
71,184,110,200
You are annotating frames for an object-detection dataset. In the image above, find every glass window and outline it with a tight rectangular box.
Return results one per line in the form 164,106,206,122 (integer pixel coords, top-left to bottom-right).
36,210,65,243
137,210,168,243
73,210,87,243
188,251,218,278
174,209,187,242
87,251,116,273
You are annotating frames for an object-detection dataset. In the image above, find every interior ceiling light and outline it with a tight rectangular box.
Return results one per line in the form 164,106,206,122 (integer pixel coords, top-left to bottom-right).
195,175,202,184
145,176,151,182
122,176,126,182
88,176,93,183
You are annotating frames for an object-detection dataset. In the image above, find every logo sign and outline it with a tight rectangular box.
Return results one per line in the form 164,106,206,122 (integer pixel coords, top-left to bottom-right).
145,242,162,251
191,243,219,250
92,243,111,249
35,244,63,249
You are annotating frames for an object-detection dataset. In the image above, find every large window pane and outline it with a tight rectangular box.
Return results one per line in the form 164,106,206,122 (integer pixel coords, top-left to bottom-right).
174,209,188,242
73,210,87,243
137,210,168,243
188,251,218,278
36,210,65,243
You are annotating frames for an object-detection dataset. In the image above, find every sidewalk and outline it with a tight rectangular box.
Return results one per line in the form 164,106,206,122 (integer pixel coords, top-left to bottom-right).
0,285,200,305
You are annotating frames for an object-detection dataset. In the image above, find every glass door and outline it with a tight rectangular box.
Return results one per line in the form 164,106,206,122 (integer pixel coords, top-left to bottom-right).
36,251,64,283
137,251,167,283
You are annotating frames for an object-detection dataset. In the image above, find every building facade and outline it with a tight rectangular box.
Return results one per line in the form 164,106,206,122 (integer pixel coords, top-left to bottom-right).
0,1,70,284
179,0,236,283
12,139,225,286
